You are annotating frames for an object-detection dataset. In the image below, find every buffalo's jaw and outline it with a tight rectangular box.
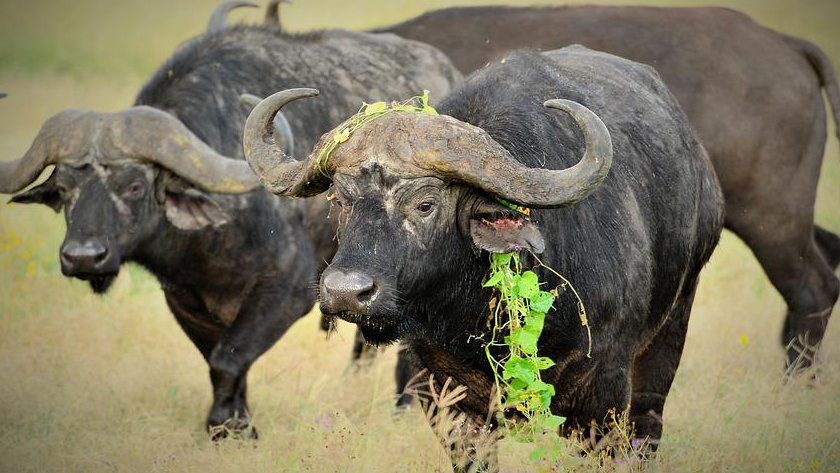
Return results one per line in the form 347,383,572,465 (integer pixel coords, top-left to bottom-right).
67,270,119,294
87,274,118,294
324,310,403,346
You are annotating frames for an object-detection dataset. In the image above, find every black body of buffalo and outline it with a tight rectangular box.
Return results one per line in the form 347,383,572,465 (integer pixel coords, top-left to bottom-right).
5,20,459,436
380,4,840,370
314,48,724,468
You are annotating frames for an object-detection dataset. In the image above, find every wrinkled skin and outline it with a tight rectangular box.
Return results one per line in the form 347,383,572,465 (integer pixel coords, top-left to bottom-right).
6,19,460,437
302,48,724,471
379,4,840,372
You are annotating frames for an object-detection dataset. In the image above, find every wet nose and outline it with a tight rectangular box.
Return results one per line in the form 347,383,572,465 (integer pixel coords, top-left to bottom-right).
320,268,379,314
60,239,110,274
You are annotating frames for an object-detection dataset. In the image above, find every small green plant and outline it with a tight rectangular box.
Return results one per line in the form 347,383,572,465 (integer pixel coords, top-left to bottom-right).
314,90,438,177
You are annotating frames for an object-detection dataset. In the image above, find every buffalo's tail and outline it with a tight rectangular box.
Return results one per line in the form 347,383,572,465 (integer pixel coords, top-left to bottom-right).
780,32,840,142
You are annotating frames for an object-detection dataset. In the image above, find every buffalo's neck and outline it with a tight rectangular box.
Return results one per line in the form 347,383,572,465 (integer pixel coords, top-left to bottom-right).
130,196,281,296
408,254,497,375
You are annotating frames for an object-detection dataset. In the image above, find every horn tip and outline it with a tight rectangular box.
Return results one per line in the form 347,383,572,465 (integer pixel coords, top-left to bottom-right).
543,98,575,110
240,93,262,106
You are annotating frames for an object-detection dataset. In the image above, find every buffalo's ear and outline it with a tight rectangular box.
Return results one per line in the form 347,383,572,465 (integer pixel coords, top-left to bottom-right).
9,181,62,213
469,201,545,254
161,175,230,231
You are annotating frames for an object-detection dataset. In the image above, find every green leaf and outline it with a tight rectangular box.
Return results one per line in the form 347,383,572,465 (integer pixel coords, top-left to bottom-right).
483,271,504,288
509,326,539,354
334,128,351,143
524,310,545,334
492,252,513,266
530,290,555,313
532,356,556,370
508,378,528,391
542,414,566,430
363,101,388,115
516,271,539,298
530,380,555,395
503,356,538,384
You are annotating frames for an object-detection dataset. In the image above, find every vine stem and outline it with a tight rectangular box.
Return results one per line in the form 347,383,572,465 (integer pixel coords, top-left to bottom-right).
528,251,592,358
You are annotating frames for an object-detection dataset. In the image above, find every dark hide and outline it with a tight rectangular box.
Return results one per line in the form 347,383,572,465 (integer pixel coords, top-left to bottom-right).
379,4,840,370
8,22,460,436
318,48,723,470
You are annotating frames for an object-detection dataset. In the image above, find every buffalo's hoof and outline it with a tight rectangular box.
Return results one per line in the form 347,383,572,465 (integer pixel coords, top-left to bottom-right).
208,418,258,441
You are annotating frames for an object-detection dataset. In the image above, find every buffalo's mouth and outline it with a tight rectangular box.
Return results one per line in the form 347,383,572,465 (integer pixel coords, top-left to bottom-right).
324,310,404,345
73,272,119,294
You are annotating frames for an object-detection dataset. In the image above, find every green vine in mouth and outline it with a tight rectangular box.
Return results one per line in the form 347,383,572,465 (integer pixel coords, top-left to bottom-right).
483,252,564,436
483,249,591,463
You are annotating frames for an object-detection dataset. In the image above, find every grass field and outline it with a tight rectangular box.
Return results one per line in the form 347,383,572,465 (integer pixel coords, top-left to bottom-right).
1,0,839,472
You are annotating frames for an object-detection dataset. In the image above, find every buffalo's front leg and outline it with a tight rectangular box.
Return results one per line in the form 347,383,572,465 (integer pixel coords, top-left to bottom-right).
207,352,254,439
204,275,315,439
165,269,315,438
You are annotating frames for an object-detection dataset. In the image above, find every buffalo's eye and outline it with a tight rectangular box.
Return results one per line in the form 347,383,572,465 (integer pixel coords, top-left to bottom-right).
123,182,145,199
416,200,434,215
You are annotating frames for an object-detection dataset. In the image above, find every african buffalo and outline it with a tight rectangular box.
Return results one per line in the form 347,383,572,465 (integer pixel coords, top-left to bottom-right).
380,5,840,371
243,46,724,470
0,2,458,437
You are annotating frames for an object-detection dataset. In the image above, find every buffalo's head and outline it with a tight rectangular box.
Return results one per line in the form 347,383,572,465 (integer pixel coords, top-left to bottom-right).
1,106,263,293
243,89,612,344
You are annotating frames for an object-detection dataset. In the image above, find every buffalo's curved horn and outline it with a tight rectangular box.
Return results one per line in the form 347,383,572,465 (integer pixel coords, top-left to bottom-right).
0,107,260,195
206,1,258,33
243,88,327,196
105,106,260,193
0,109,91,194
241,93,295,156
239,93,261,108
264,0,290,29
445,99,613,208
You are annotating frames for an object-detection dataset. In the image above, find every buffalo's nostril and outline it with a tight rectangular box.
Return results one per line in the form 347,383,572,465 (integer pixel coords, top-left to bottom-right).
321,269,379,314
357,286,376,303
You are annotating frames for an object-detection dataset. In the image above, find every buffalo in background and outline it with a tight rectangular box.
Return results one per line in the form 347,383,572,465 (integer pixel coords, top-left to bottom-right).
0,2,458,437
243,46,724,471
380,5,840,372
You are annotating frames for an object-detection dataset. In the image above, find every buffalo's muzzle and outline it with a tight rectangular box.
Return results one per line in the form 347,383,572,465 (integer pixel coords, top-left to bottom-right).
60,239,117,276
320,268,380,316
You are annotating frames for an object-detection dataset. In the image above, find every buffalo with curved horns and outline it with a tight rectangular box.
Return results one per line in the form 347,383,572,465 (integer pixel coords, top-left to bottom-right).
379,4,840,373
244,46,724,470
0,1,458,437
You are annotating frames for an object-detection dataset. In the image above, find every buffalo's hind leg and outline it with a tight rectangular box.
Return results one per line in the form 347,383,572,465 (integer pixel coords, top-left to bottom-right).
630,280,696,453
736,223,839,374
722,101,838,373
815,225,840,271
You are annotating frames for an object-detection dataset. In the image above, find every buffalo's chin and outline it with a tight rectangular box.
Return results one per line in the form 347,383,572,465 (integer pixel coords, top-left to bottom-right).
333,312,405,346
72,273,118,294
88,275,117,294
359,324,402,346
